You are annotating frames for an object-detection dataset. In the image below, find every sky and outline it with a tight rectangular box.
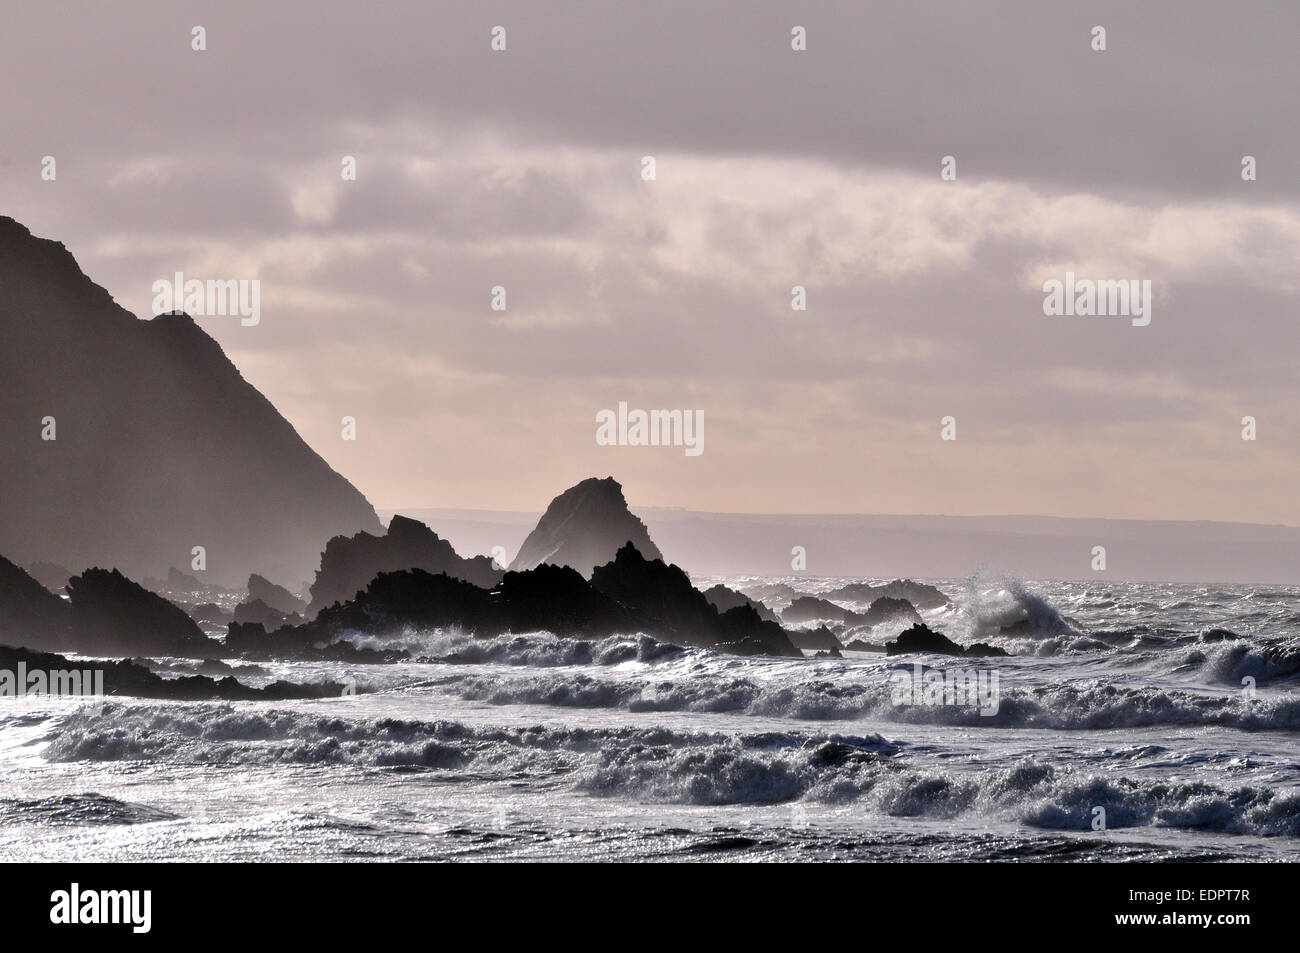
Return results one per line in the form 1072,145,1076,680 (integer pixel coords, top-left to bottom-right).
2,1,1297,523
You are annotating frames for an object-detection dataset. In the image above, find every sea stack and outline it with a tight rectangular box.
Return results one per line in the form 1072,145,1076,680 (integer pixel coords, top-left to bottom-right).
510,477,662,577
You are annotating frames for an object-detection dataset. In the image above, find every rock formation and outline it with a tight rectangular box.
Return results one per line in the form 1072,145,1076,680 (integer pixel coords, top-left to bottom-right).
0,553,73,651
510,477,662,576
824,579,951,610
66,568,222,658
306,515,502,615
702,584,779,623
884,623,1008,658
0,216,382,586
247,573,307,615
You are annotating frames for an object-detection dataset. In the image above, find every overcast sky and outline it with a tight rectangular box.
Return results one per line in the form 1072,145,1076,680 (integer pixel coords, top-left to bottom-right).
3,1,1297,522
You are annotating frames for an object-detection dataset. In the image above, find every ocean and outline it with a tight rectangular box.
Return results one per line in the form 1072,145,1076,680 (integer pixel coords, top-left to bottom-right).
2,574,1298,862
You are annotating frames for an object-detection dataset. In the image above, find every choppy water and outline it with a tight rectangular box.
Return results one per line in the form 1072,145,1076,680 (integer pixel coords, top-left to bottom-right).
2,574,1299,861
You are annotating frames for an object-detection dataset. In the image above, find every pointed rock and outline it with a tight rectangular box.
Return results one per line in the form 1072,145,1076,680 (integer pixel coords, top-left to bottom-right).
306,515,502,615
0,216,382,586
510,477,662,577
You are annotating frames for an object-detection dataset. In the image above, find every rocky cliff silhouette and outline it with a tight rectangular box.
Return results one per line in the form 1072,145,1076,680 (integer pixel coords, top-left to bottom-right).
0,216,382,585
306,515,503,616
510,477,662,576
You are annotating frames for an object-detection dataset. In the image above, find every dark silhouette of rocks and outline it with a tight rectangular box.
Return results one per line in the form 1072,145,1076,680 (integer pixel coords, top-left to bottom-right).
236,544,800,659
248,573,306,615
824,579,951,610
0,645,345,701
224,619,411,663
27,561,72,593
231,598,302,630
188,602,232,625
66,568,222,658
0,216,382,586
861,596,923,628
590,544,799,656
702,584,779,623
306,515,502,616
510,477,662,576
782,596,866,626
0,553,73,651
884,623,1009,658
844,638,885,652
786,625,844,653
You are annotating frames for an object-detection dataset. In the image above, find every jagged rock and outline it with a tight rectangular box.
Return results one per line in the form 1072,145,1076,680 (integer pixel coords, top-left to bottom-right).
782,596,865,626
786,625,844,652
0,216,382,586
591,543,800,657
306,515,502,616
0,644,345,701
223,620,411,663
964,641,1010,658
861,596,923,628
66,568,222,658
510,477,662,576
27,561,72,593
231,598,302,629
0,553,73,651
248,573,306,615
702,584,779,623
824,579,951,610
884,623,1009,658
248,545,800,660
188,602,232,624
844,639,885,652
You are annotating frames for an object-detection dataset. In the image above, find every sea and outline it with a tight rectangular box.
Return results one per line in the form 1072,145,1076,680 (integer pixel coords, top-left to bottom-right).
2,573,1298,862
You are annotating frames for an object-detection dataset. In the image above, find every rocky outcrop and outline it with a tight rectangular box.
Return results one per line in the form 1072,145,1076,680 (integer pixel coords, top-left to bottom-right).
0,553,73,651
786,625,844,653
189,603,232,625
702,584,779,623
248,574,306,615
781,596,865,626
231,598,302,630
510,477,662,576
824,579,951,610
590,544,799,657
860,596,923,628
66,568,222,658
306,515,502,616
0,644,346,701
27,561,72,593
235,544,801,660
0,216,382,586
884,623,1008,658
